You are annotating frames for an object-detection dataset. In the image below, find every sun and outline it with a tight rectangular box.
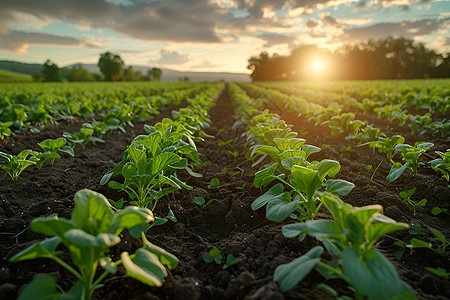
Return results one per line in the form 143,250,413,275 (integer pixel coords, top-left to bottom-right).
311,59,325,72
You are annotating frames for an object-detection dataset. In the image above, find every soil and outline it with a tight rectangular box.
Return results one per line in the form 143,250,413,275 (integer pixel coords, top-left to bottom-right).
0,86,449,300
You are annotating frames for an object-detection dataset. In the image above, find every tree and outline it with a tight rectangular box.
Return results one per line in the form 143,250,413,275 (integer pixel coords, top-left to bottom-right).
66,64,94,82
42,59,62,82
97,51,124,81
149,68,162,81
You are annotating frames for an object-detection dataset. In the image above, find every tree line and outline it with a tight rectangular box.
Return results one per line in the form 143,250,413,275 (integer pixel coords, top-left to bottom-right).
247,37,449,81
34,51,162,82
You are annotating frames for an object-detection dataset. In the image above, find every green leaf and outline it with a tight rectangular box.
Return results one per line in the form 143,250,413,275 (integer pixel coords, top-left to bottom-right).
10,237,61,262
122,162,138,179
273,246,324,291
100,172,113,185
386,162,409,182
429,228,446,244
71,189,114,234
112,206,154,235
325,179,355,196
316,159,341,180
194,196,206,206
122,248,168,287
210,177,220,187
17,275,59,300
223,254,239,269
290,165,322,202
108,181,125,189
151,152,182,176
203,248,223,264
282,220,343,240
410,238,431,248
30,216,76,239
253,163,281,188
251,183,284,211
342,247,417,300
366,214,409,246
143,241,179,270
266,192,298,222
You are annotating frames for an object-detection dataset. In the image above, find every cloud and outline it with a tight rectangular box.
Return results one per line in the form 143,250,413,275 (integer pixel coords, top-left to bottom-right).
0,30,100,53
151,49,191,65
258,33,297,49
321,13,340,27
191,59,219,68
335,18,449,43
306,19,320,29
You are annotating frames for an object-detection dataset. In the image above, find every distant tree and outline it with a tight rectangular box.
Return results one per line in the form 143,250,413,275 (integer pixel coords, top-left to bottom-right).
42,59,62,82
123,66,144,81
97,51,124,81
149,68,162,81
179,76,190,82
32,73,43,82
67,64,94,82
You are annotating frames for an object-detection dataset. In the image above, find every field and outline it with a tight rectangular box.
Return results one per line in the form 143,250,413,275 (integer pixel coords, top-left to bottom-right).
0,70,32,83
0,80,449,300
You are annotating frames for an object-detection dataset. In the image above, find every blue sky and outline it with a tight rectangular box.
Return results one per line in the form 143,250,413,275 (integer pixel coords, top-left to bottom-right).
0,0,448,73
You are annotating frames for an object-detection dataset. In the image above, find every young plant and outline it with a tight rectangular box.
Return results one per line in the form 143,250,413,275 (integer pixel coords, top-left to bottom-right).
387,142,434,182
409,227,448,256
429,150,450,181
276,193,416,300
10,189,178,300
193,196,214,208
208,177,220,189
106,143,190,209
0,149,38,182
35,137,74,168
0,121,13,140
399,187,427,215
203,248,239,270
369,135,405,163
63,128,104,149
252,155,354,221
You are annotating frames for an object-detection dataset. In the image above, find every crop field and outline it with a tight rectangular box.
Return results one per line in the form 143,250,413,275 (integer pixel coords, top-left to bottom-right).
0,80,449,300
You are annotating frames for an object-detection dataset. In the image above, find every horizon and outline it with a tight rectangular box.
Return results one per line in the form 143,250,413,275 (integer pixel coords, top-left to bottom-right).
0,0,449,74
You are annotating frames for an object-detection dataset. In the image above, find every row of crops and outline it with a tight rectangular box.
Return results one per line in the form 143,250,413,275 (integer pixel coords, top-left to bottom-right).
0,80,449,299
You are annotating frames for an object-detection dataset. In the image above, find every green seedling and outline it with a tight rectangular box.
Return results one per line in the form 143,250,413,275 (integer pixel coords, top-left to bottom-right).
223,254,239,270
409,227,448,256
235,183,246,190
431,206,449,215
364,165,372,176
63,128,104,149
218,139,233,147
276,193,415,300
387,142,434,182
399,187,427,215
108,197,124,210
193,196,214,208
203,248,223,264
228,150,239,158
203,249,239,269
106,143,191,210
0,150,38,182
340,146,352,153
426,267,449,279
409,224,425,235
35,137,74,168
429,150,450,181
369,135,405,163
10,189,178,300
208,177,220,189
0,121,13,140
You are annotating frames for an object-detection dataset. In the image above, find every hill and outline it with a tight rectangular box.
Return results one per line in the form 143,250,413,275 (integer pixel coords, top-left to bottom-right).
0,69,33,82
67,63,250,82
0,60,250,82
0,61,42,76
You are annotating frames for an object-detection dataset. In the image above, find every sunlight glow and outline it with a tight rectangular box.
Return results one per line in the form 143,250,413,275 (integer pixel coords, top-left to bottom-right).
311,59,325,72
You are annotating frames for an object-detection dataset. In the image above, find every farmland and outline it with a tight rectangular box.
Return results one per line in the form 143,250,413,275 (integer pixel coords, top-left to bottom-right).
0,80,449,300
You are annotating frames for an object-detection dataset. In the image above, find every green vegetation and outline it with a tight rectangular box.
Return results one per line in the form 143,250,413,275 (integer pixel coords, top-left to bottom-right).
10,189,178,300
0,69,32,82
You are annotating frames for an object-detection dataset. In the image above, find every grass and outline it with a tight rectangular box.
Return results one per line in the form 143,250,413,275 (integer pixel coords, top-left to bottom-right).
0,69,33,82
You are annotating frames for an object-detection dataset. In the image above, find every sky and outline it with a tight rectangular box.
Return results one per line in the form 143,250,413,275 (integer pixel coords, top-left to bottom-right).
0,0,448,73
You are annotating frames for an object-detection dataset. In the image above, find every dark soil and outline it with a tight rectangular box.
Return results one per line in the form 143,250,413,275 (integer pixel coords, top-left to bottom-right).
0,86,449,300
